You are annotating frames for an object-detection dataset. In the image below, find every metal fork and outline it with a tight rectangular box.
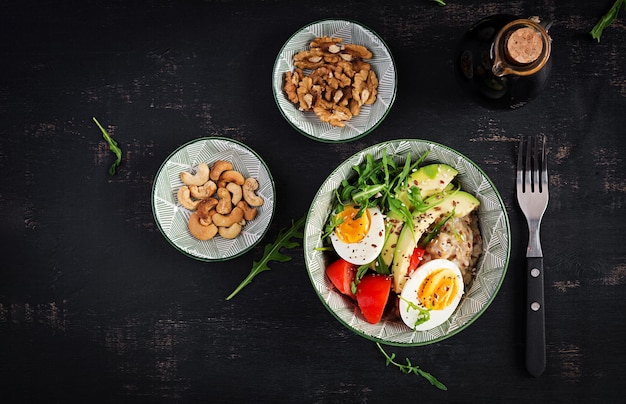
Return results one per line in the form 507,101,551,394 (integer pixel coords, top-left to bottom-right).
517,135,549,377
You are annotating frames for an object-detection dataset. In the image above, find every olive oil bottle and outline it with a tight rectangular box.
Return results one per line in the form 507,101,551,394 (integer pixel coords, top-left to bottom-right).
454,14,553,109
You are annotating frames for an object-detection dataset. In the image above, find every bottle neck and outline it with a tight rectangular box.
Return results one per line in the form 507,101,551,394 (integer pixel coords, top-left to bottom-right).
492,18,552,77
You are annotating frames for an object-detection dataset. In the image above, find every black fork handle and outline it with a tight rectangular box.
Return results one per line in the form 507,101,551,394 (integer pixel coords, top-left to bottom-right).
526,256,546,376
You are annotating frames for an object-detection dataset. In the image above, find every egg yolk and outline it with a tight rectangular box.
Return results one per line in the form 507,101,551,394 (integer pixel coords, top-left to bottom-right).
334,205,371,244
418,268,460,310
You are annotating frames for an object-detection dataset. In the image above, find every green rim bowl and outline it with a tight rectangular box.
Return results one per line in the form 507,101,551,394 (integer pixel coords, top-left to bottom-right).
272,19,397,143
152,137,276,261
304,139,511,345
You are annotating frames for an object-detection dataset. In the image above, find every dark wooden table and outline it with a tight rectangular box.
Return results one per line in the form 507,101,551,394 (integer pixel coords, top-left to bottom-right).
1,1,625,402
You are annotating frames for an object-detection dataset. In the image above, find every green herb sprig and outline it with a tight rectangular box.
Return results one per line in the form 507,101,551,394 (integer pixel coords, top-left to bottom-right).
590,0,626,42
325,150,429,241
92,117,122,175
226,216,305,300
398,295,431,328
376,342,447,391
420,208,455,247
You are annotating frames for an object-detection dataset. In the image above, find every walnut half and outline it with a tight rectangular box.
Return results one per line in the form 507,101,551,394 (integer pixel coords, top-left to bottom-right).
283,36,379,127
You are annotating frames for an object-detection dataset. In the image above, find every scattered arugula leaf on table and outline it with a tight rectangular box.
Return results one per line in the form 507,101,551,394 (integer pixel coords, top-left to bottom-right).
226,212,447,389
590,0,626,42
431,0,446,5
226,215,306,300
376,342,448,391
92,117,122,175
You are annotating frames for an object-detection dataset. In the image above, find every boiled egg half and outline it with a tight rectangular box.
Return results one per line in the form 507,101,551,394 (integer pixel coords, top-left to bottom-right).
330,205,385,265
399,259,464,331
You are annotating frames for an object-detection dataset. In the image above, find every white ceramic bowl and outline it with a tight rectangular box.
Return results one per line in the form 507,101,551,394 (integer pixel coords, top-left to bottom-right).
272,19,397,142
152,137,275,261
304,139,511,345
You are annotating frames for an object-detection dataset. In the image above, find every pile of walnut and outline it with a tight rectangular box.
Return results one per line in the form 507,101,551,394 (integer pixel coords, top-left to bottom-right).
283,36,379,127
176,160,264,241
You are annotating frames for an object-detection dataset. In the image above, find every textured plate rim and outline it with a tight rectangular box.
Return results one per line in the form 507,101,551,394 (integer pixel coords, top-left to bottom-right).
303,139,511,346
151,137,276,262
272,18,397,143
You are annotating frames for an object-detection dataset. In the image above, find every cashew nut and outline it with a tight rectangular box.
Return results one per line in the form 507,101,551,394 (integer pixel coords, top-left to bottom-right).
218,222,242,239
189,180,217,199
212,206,244,227
219,170,245,185
237,200,257,221
209,160,233,181
177,186,200,210
188,212,218,240
242,177,264,207
216,187,232,215
197,197,218,221
226,182,243,206
180,163,210,186
180,159,265,241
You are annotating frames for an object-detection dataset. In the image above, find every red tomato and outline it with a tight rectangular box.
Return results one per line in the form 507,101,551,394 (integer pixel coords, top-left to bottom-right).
356,274,392,324
408,247,426,275
326,258,357,298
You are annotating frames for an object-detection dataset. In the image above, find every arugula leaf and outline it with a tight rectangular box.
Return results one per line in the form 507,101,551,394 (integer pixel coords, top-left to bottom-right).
352,183,387,206
590,0,626,42
398,295,431,328
350,263,372,295
387,197,412,230
374,253,390,275
92,117,122,175
326,150,430,242
420,208,455,247
431,0,446,5
376,343,448,391
226,216,305,300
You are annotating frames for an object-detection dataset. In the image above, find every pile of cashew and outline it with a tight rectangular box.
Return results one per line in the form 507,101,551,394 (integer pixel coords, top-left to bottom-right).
176,160,264,241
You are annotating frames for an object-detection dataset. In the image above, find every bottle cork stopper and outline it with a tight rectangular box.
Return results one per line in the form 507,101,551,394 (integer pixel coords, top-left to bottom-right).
506,27,543,64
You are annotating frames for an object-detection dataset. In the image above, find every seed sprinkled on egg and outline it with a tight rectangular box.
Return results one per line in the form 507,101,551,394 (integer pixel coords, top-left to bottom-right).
330,205,386,265
399,259,464,331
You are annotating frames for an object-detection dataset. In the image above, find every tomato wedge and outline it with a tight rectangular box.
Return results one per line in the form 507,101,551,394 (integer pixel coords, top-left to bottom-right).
326,258,357,298
356,274,392,324
408,247,426,275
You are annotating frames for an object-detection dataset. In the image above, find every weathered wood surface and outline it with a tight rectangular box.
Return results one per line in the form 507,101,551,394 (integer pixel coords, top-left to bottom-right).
1,1,624,402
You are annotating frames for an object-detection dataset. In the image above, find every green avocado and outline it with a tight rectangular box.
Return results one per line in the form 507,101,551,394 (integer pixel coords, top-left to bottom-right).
396,164,458,210
391,190,480,293
380,211,405,267
380,164,458,267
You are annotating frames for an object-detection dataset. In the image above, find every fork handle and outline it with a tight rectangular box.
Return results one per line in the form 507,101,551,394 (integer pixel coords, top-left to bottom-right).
526,256,546,377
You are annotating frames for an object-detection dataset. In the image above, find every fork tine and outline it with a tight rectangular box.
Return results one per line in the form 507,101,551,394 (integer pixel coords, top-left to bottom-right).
525,135,533,193
540,135,548,193
517,135,524,188
518,135,548,194
532,136,540,193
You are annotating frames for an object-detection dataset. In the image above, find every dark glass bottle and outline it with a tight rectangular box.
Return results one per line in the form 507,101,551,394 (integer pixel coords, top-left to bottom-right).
454,15,553,109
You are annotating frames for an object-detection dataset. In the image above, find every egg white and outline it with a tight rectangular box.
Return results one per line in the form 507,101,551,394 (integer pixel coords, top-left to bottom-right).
330,206,385,265
399,259,464,331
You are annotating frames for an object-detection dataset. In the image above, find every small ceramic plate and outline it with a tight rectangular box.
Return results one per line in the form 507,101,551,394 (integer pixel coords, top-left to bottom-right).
152,137,275,261
304,139,511,346
272,19,397,143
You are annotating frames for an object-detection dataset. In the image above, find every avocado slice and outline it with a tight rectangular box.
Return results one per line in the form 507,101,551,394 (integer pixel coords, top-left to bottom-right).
391,190,480,293
380,211,405,267
380,185,454,266
396,164,459,211
380,164,458,267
